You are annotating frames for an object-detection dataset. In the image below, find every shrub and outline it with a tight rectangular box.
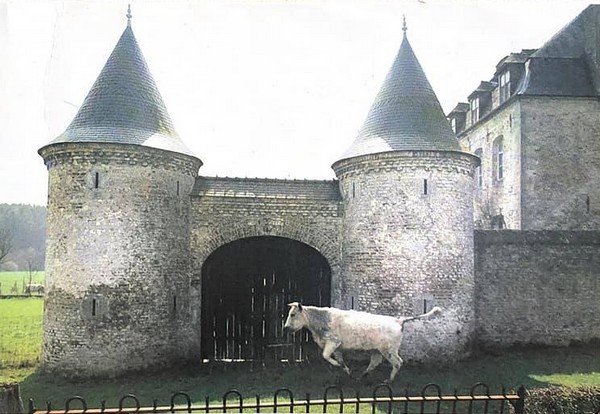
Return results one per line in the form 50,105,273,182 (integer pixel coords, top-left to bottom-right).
524,386,600,414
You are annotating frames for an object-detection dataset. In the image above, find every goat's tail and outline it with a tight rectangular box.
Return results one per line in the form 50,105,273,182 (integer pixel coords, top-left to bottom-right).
399,306,442,326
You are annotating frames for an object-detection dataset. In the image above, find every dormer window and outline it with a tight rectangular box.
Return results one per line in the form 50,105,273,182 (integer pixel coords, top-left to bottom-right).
499,71,511,103
470,97,480,124
451,118,457,133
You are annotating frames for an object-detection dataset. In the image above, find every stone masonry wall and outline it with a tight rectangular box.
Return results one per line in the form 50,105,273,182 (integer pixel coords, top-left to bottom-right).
474,230,600,347
458,99,522,229
333,151,478,363
520,97,600,230
39,142,201,377
189,183,343,336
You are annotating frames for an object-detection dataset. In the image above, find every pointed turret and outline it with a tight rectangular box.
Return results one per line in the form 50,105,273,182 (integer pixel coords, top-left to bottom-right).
337,23,458,162
331,19,478,365
43,13,196,158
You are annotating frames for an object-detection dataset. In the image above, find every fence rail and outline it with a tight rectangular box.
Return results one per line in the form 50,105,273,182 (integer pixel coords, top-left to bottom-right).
28,383,525,414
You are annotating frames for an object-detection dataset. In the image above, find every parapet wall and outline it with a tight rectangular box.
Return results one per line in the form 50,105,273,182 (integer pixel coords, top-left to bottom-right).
474,230,600,348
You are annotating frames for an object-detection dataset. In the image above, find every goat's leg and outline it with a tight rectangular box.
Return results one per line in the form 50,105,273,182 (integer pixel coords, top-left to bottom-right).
382,350,404,382
361,352,383,377
321,342,350,374
333,350,351,375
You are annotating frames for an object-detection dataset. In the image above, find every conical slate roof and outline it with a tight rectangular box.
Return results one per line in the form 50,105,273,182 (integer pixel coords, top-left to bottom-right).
337,31,459,162
43,21,196,158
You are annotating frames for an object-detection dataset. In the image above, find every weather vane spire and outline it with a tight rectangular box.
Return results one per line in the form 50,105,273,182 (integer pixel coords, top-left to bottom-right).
126,4,132,27
402,14,408,36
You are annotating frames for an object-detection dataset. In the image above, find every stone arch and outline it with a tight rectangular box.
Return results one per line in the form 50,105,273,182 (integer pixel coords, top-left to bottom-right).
196,221,340,274
193,220,344,307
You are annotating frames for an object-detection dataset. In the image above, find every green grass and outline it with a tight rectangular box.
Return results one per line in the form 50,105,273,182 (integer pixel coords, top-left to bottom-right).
0,297,44,370
0,285,598,412
3,344,597,412
0,271,45,295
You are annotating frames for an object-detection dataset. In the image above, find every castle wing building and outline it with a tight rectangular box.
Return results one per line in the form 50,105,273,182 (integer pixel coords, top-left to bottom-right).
448,5,600,230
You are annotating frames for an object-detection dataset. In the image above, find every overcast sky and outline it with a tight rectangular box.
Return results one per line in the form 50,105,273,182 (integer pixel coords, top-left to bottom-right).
0,0,594,206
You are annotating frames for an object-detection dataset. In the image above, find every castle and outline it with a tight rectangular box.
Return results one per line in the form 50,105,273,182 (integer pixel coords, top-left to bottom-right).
39,6,599,377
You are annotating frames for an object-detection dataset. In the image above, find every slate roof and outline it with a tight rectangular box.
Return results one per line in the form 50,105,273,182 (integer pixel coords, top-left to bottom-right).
193,176,342,201
530,6,592,59
336,32,459,162
41,22,197,158
448,103,469,117
468,81,496,99
494,50,535,74
514,5,599,98
516,57,596,97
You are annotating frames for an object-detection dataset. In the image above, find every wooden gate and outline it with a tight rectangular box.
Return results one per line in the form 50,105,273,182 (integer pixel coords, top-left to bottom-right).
200,236,331,362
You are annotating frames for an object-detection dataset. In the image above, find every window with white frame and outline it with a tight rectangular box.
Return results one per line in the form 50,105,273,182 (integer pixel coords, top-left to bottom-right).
499,71,511,104
494,137,504,181
470,97,480,124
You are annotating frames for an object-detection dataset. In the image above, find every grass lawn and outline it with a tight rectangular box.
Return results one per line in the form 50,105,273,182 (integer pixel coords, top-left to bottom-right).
4,344,598,412
1,280,598,411
0,297,43,370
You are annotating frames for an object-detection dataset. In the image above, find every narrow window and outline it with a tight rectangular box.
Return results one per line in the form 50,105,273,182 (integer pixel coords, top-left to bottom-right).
173,295,177,314
586,195,590,213
474,148,483,188
352,182,356,199
423,179,428,195
499,70,511,103
94,172,100,189
494,137,504,182
423,299,428,314
92,298,97,316
176,181,180,196
498,146,504,180
470,97,480,124
451,117,457,133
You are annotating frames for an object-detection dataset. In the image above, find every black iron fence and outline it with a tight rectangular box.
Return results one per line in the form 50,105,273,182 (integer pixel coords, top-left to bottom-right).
28,383,525,414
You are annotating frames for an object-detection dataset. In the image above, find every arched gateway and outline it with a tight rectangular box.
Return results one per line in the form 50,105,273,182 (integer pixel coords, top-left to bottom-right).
200,236,331,362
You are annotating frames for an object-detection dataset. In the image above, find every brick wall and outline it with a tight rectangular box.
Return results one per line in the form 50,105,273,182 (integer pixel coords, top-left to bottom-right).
475,230,600,347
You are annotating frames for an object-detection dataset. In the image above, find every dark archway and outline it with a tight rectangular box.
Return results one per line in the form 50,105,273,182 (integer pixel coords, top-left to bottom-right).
201,236,331,362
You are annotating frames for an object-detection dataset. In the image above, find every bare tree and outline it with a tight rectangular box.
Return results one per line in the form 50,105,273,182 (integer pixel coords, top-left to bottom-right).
0,227,13,264
24,248,38,296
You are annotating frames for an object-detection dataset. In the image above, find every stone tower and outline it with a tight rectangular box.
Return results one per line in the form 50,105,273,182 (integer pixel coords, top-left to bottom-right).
38,13,202,377
331,23,479,362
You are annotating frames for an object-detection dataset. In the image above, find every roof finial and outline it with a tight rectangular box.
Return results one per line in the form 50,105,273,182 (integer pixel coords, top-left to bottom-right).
126,4,132,27
402,14,408,36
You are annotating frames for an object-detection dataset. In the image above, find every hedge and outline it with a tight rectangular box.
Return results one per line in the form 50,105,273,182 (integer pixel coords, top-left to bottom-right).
522,386,600,414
